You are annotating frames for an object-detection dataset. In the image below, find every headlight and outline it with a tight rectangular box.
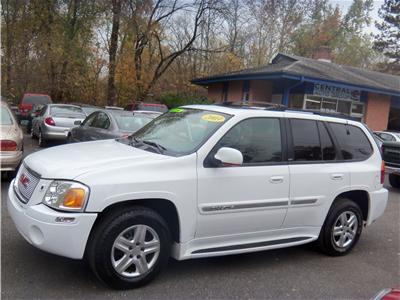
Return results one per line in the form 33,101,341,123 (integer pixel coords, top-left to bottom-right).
43,180,89,212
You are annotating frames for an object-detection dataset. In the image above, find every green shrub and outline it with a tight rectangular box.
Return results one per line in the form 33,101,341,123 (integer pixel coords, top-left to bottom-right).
159,93,212,109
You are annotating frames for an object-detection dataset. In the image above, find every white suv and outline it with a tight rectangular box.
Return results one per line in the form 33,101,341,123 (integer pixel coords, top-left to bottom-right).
8,105,388,289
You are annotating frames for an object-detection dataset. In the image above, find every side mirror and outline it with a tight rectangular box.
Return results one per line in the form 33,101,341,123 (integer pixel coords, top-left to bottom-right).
214,147,243,166
74,120,82,126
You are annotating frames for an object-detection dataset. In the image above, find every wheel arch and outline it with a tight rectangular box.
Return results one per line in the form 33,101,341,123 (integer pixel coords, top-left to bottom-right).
331,189,370,222
90,198,181,244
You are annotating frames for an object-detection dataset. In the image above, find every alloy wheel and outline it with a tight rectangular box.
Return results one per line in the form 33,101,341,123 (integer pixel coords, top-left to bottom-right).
332,211,358,249
111,224,161,278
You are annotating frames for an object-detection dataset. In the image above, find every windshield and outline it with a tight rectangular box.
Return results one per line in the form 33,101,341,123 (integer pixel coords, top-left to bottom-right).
114,113,154,132
23,95,51,105
50,105,85,117
1,106,13,125
128,108,231,156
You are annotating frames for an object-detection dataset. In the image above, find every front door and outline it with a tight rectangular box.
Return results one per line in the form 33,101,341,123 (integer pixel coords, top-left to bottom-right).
196,117,289,238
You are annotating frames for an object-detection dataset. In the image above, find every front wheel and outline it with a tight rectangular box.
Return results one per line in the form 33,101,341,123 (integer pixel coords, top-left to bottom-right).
87,207,171,289
389,174,400,188
317,198,363,256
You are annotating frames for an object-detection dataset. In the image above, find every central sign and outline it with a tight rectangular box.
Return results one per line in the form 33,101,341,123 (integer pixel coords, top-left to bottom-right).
313,83,361,101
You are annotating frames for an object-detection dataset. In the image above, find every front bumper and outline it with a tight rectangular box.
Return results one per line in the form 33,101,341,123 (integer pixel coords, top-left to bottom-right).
0,151,23,171
7,180,97,259
42,124,71,141
367,188,388,226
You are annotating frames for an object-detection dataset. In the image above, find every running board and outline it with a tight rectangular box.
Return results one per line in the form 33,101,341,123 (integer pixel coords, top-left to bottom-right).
191,237,310,254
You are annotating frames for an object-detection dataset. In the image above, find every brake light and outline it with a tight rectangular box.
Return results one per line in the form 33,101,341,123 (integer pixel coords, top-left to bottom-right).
45,117,55,126
381,161,385,184
0,140,17,151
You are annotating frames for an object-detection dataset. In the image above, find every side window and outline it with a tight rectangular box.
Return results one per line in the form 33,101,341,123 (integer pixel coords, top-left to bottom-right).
82,112,98,127
214,118,282,164
318,122,336,160
329,123,373,160
92,112,110,129
290,119,321,161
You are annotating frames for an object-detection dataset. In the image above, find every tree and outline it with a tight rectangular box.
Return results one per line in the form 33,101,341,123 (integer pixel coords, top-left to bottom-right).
107,0,122,106
374,0,400,74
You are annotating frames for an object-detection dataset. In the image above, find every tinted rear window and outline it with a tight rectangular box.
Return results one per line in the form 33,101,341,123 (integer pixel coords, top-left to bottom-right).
329,123,373,160
23,95,52,105
290,119,321,161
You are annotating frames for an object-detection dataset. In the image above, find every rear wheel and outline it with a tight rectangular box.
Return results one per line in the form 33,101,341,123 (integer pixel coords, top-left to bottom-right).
87,206,171,289
317,198,363,256
38,130,46,147
389,174,400,188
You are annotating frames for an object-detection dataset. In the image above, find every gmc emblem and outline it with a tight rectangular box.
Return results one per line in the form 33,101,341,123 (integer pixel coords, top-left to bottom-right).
19,174,30,188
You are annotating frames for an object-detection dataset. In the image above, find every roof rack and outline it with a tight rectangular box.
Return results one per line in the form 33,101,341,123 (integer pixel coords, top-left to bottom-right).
217,101,359,121
219,101,286,110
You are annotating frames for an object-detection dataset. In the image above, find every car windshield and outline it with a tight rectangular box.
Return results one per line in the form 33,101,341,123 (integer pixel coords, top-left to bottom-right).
23,95,51,105
127,108,231,156
1,106,13,125
114,112,155,132
50,105,85,117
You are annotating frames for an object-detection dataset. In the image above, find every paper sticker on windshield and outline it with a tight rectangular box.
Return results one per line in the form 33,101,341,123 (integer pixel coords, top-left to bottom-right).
170,108,184,113
201,114,225,123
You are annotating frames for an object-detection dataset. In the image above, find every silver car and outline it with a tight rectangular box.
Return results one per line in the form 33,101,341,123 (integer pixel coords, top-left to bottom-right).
0,101,24,177
31,104,86,147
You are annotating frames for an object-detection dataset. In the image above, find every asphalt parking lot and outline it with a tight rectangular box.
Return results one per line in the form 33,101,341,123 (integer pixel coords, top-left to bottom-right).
1,134,399,299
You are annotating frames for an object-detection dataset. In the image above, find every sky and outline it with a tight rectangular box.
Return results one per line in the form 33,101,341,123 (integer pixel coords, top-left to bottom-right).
329,0,385,34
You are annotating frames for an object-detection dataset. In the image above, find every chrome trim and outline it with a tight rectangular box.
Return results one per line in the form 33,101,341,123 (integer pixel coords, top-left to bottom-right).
291,199,317,205
201,201,289,213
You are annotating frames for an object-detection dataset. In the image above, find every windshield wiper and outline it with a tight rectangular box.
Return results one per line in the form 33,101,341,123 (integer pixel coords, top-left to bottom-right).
141,140,166,154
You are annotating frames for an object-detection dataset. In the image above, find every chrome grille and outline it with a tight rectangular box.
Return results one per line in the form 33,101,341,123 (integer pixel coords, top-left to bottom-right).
16,164,40,203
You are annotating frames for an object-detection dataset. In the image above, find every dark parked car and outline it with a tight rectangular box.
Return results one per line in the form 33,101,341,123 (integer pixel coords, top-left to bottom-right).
382,141,400,188
124,101,168,113
18,93,52,130
69,110,159,143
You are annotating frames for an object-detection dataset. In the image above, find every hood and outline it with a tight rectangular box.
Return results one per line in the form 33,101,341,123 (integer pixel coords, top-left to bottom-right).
24,139,167,179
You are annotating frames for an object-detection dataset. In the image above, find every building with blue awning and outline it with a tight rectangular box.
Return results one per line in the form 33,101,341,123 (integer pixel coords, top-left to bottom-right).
192,52,400,131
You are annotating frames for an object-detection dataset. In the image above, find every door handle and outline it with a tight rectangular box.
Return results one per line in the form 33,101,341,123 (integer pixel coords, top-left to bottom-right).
269,176,284,184
331,174,344,180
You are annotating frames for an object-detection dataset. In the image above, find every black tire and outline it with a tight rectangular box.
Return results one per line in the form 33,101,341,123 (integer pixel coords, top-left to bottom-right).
86,206,171,289
38,130,46,147
317,198,363,256
389,174,400,189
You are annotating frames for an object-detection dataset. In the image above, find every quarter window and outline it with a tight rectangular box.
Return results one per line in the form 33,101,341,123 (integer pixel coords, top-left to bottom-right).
329,123,372,160
215,118,282,164
290,119,321,161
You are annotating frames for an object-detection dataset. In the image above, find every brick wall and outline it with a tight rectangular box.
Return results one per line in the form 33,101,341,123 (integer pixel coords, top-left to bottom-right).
207,83,223,102
249,80,273,102
227,81,243,101
364,92,391,131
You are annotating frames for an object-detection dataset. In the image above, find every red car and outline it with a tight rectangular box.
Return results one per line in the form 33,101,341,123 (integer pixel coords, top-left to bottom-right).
18,93,52,122
124,101,168,113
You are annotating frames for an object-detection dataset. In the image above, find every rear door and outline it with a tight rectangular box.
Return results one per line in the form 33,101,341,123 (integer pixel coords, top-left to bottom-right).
283,118,350,229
